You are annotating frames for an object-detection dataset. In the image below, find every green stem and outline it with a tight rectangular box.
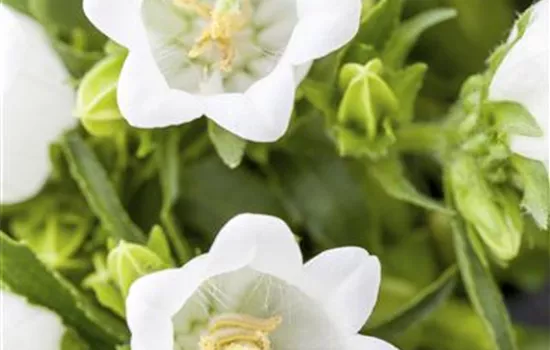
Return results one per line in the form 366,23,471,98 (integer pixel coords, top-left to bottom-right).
394,123,451,155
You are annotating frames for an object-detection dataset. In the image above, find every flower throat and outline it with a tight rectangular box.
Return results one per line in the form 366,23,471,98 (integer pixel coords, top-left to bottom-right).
173,0,251,72
198,313,282,350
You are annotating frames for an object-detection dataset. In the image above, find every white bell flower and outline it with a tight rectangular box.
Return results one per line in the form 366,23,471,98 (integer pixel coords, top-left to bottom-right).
126,213,397,350
83,0,362,142
0,5,76,204
0,290,66,350
489,0,549,167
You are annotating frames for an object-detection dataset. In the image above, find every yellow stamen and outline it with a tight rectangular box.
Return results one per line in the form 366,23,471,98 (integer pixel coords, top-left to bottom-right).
198,314,282,350
173,0,251,72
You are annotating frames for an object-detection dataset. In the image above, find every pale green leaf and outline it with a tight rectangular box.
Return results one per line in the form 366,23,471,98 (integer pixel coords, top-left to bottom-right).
369,156,453,214
511,156,549,229
208,120,247,169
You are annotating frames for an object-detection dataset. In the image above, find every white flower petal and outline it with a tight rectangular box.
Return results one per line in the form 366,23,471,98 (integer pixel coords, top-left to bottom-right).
83,0,145,48
286,0,362,65
302,247,381,334
206,213,304,284
347,335,400,350
117,49,204,128
204,65,296,142
126,255,209,350
1,290,65,350
489,0,549,165
0,5,75,205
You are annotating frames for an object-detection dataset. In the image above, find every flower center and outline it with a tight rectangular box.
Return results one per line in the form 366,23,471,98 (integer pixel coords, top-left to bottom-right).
198,313,282,350
173,0,250,72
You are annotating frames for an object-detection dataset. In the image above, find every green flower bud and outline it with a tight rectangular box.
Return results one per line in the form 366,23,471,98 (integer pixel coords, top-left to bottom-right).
107,241,169,297
76,53,127,137
449,155,522,262
336,59,399,159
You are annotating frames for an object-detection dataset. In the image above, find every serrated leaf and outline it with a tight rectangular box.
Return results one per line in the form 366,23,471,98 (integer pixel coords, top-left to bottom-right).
452,219,518,350
489,101,544,137
382,8,457,69
62,132,146,243
369,156,453,214
0,233,129,347
511,156,549,229
208,121,247,169
368,265,458,338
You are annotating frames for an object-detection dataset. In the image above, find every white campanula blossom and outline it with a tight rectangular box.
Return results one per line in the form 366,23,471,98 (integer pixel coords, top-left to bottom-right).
0,5,76,204
489,0,549,167
126,214,397,350
0,290,66,349
83,0,362,142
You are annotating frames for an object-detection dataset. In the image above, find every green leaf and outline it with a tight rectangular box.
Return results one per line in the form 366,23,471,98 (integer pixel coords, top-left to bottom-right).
511,156,549,229
382,8,457,69
0,233,129,347
452,219,518,350
368,156,453,214
208,121,247,169
29,0,104,46
178,156,287,239
489,101,544,137
156,128,193,263
358,0,402,48
3,0,32,15
386,63,428,123
368,265,458,338
61,329,91,350
270,151,371,248
82,253,126,318
62,132,146,243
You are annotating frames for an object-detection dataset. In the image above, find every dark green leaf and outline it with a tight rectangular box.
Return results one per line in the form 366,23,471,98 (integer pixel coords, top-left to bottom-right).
177,156,287,239
62,132,146,243
452,219,518,350
368,265,458,338
270,151,371,248
0,233,129,347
